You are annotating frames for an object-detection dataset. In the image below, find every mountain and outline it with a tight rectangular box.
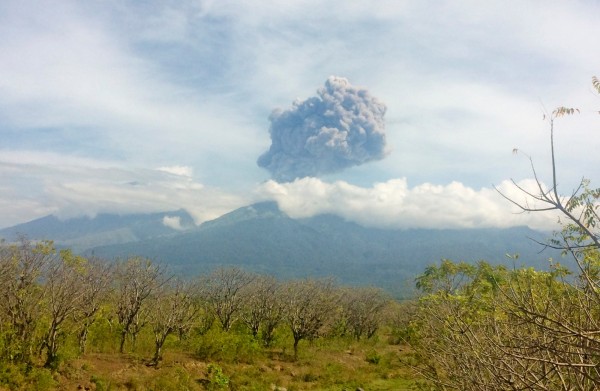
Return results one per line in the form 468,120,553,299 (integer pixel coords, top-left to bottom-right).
84,202,561,296
0,202,562,296
0,210,195,252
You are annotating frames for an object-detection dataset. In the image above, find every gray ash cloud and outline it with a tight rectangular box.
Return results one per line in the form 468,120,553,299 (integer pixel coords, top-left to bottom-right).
257,76,388,182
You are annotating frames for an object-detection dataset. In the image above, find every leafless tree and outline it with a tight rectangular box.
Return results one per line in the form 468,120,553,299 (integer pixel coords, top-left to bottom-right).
239,275,283,345
341,286,389,340
40,249,89,368
280,278,339,360
199,267,255,331
496,105,600,261
148,278,199,366
0,238,51,363
114,257,166,353
75,257,113,354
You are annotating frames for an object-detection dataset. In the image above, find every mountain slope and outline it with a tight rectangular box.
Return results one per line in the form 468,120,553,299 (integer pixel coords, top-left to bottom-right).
88,202,560,296
0,210,195,252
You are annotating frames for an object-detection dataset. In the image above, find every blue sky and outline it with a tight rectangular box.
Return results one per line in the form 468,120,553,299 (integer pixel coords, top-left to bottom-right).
1,0,599,230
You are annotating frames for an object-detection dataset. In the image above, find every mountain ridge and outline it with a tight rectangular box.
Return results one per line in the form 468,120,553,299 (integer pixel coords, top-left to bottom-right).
0,209,195,252
0,203,560,296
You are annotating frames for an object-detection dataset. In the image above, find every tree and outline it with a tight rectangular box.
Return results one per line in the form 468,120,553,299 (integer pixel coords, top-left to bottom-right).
199,267,255,332
496,88,600,260
75,257,113,354
40,249,88,368
281,278,338,360
239,275,283,345
410,78,600,390
148,278,199,366
341,286,389,340
114,257,165,354
411,259,600,390
0,238,52,363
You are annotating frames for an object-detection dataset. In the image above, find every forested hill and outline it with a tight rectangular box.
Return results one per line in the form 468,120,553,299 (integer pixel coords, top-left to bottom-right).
83,202,561,296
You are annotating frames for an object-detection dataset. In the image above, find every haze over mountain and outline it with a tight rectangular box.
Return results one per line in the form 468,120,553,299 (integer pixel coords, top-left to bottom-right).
0,202,561,296
0,210,195,253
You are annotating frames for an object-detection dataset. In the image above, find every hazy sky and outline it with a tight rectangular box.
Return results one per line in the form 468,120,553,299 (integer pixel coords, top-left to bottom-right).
2,0,600,230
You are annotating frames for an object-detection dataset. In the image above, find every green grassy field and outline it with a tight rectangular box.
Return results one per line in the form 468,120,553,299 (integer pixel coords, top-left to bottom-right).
25,325,419,391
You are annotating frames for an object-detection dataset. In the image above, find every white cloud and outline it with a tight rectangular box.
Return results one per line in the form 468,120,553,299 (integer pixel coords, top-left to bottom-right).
257,177,561,231
157,165,194,177
0,152,249,228
1,0,599,232
162,215,183,230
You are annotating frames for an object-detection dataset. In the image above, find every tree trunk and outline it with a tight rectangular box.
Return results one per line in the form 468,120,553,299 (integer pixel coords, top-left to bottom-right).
293,337,300,361
151,333,169,366
119,329,127,354
78,326,89,354
44,326,59,369
152,344,163,366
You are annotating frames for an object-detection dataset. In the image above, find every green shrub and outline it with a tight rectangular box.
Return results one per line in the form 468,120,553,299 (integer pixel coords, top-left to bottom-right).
91,375,111,391
26,367,57,391
207,364,229,390
0,361,26,389
152,366,198,391
365,350,381,365
194,329,262,363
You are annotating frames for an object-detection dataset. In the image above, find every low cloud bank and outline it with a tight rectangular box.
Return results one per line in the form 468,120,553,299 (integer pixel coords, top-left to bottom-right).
0,152,561,232
257,177,560,231
0,153,248,228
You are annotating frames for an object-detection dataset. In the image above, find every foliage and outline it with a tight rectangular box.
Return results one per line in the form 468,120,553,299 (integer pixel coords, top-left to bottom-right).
403,80,600,389
193,327,262,364
0,239,422,390
207,363,230,390
410,257,600,390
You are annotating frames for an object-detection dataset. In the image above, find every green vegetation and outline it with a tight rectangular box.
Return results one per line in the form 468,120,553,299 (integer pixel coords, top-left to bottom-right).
405,98,600,389
0,82,598,390
0,240,418,390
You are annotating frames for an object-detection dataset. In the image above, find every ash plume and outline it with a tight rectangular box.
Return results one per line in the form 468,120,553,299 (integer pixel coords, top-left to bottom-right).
257,76,388,182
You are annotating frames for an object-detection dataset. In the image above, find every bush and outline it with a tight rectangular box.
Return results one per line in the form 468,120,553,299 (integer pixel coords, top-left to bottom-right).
365,350,381,365
0,362,26,389
26,367,57,391
91,375,111,391
207,364,229,390
194,329,262,363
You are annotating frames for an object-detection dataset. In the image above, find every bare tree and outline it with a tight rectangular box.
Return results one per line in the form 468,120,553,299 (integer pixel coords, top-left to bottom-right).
148,278,199,366
341,286,389,340
239,275,283,345
75,257,113,354
490,89,600,387
496,104,600,258
199,267,255,331
40,249,88,368
281,278,338,360
114,257,165,354
0,238,51,363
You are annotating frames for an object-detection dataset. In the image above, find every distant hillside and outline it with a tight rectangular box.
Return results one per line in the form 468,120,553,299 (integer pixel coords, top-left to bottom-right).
0,210,195,252
87,202,562,296
0,202,562,296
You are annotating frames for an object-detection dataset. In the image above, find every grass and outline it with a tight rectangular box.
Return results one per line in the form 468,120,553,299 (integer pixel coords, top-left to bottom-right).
0,321,421,390
44,327,420,390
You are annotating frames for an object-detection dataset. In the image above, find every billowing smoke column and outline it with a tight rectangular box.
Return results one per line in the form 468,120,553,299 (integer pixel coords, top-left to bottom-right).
257,76,388,182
